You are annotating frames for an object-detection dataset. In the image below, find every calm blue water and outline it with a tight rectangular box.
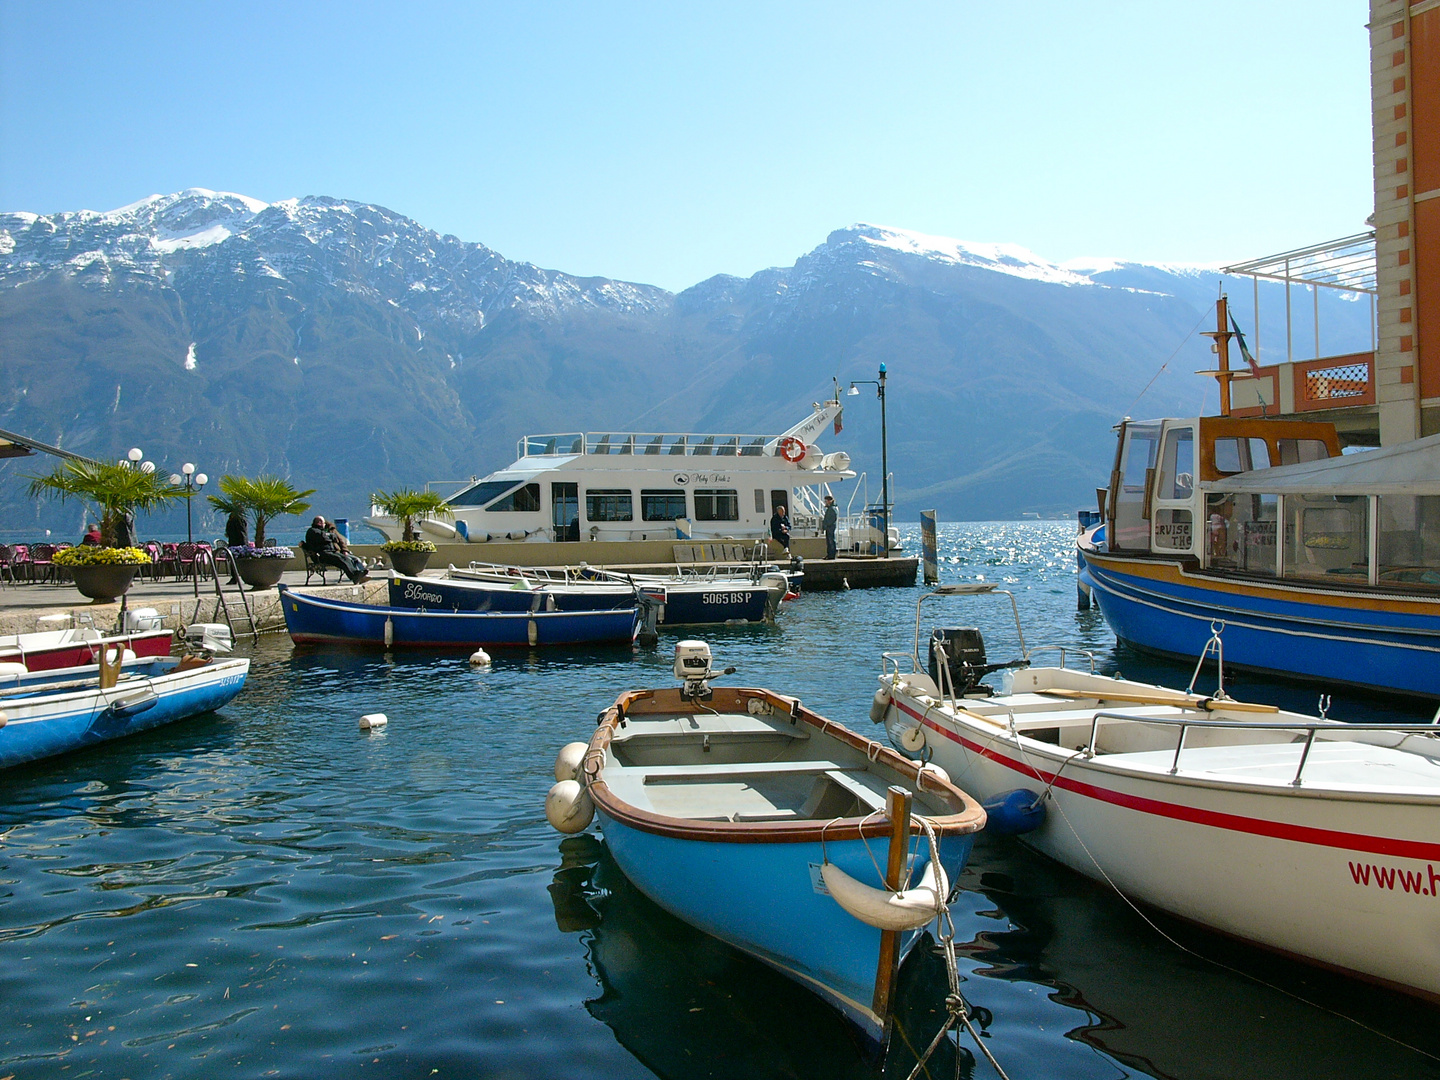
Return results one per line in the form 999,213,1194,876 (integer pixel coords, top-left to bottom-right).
2,522,1438,1079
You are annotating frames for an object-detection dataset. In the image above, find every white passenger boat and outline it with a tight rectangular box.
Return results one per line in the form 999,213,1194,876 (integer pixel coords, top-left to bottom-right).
872,584,1440,1002
364,400,864,546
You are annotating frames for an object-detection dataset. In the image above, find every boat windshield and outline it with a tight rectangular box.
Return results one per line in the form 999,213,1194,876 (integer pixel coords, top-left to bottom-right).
451,480,531,508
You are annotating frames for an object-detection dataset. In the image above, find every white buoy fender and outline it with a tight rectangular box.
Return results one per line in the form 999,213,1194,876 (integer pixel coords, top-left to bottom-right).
869,687,892,724
359,713,388,730
469,648,491,666
821,858,948,932
546,779,594,833
899,724,926,752
917,762,950,787
554,742,589,782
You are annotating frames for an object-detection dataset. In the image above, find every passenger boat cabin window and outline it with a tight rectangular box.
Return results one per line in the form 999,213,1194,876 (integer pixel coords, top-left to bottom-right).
452,480,538,509
694,489,739,521
1213,438,1271,475
1377,495,1440,587
1157,428,1195,500
641,490,686,522
1277,439,1331,466
585,489,634,522
754,489,766,514
1205,493,1277,572
1284,496,1368,581
487,483,541,512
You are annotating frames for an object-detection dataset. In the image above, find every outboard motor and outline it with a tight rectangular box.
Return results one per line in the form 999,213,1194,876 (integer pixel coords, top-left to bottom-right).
674,640,736,701
928,628,989,695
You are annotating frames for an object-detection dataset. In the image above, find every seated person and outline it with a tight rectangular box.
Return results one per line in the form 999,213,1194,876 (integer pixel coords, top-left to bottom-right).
81,523,102,546
303,516,368,583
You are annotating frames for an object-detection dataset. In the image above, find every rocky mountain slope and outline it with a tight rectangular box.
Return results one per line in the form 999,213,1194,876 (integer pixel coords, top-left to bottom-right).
0,191,1372,537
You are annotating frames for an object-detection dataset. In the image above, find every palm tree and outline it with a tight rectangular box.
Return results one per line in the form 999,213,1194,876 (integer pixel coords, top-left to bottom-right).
209,475,315,547
29,460,188,546
370,488,453,543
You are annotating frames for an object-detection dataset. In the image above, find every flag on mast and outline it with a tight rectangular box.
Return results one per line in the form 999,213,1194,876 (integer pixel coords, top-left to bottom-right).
1230,313,1261,375
834,408,843,435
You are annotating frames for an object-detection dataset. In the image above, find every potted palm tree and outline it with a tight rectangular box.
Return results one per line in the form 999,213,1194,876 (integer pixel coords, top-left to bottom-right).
371,488,453,575
28,460,185,601
209,475,315,589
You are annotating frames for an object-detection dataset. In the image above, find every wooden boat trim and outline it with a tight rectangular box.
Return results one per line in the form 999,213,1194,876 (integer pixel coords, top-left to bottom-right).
584,686,986,844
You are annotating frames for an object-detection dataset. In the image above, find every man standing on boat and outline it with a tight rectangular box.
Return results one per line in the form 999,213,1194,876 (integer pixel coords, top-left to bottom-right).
822,495,838,560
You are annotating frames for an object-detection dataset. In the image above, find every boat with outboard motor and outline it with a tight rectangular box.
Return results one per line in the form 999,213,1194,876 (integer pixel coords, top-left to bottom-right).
0,638,248,769
277,583,642,648
448,561,789,624
363,399,880,547
872,583,1440,1002
544,640,986,1049
0,625,173,672
1078,412,1440,698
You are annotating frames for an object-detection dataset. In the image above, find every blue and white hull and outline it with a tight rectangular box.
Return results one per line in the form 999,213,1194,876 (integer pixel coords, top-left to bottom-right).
0,657,250,770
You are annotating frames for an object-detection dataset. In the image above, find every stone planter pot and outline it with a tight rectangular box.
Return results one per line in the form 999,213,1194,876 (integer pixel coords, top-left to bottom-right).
386,549,432,576
234,557,288,590
72,564,139,603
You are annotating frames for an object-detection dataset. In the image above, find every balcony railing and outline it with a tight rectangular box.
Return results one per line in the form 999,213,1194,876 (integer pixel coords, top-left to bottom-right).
1229,351,1375,418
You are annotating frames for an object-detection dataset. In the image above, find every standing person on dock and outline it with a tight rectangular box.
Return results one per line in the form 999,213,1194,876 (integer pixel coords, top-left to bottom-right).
770,504,790,553
822,495,838,560
224,510,248,584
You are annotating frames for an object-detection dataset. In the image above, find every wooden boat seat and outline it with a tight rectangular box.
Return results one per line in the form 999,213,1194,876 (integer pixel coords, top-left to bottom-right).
606,759,890,820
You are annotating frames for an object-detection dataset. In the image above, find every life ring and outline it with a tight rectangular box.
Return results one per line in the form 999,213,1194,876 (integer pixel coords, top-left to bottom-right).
778,437,806,463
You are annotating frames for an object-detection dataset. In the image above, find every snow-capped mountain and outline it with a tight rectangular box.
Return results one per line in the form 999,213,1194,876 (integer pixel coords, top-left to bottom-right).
0,192,1373,532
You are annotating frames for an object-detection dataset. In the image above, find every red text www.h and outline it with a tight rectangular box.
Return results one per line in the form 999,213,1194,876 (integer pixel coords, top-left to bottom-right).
1348,861,1440,896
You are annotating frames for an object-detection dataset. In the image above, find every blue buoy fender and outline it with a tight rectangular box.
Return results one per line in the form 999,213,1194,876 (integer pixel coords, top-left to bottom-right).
982,788,1046,836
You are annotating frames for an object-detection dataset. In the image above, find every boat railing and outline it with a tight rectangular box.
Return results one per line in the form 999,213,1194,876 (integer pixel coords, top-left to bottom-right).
1086,709,1440,786
1024,645,1098,673
517,432,778,459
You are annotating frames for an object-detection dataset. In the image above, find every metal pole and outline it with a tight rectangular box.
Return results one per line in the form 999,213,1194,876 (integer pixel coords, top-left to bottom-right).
186,480,198,598
879,363,889,559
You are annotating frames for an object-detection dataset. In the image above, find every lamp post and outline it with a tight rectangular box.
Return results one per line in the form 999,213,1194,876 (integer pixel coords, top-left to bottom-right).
848,363,890,558
168,463,208,596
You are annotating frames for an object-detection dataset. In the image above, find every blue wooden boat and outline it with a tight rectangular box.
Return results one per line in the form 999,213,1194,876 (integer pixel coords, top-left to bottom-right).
545,644,985,1048
0,655,250,770
386,573,636,613
278,584,639,648
1080,415,1440,698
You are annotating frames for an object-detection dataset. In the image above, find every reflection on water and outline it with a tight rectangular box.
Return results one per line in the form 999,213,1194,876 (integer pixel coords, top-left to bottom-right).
1,522,1438,1079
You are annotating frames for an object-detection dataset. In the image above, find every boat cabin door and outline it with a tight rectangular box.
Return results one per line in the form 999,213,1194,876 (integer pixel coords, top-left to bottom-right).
1149,423,1199,557
1108,422,1162,551
552,482,579,542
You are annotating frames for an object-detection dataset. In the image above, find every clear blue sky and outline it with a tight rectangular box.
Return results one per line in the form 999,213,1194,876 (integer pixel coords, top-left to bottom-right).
1,1,1373,292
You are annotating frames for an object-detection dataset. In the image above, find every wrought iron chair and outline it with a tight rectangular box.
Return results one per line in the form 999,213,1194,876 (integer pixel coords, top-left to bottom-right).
28,543,56,584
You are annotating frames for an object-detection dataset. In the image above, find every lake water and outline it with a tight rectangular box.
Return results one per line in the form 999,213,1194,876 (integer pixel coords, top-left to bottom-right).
2,521,1438,1079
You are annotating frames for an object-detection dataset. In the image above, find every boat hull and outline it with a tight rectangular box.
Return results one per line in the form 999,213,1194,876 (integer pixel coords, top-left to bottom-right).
598,812,973,1044
278,585,638,647
386,575,634,613
1078,541,1440,698
0,657,250,769
888,687,1440,999
0,629,173,672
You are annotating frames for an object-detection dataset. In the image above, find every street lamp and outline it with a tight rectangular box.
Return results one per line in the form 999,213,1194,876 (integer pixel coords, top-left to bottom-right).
848,363,890,558
169,463,208,596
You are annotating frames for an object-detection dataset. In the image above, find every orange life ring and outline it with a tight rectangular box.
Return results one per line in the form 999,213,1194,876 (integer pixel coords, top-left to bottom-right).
778,437,806,463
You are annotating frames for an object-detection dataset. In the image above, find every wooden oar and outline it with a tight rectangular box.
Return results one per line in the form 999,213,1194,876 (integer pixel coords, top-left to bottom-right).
1040,687,1279,714
0,672,141,699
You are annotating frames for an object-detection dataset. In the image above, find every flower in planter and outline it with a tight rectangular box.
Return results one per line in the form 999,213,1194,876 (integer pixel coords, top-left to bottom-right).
229,544,295,560
380,540,437,553
54,545,152,567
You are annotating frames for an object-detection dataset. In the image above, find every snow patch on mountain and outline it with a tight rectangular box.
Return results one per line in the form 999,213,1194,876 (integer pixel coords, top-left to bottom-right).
841,224,1095,286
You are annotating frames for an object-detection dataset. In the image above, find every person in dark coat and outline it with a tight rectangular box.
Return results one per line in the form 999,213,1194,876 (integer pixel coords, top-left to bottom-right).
822,495,838,560
304,516,368,583
225,510,248,548
769,505,790,552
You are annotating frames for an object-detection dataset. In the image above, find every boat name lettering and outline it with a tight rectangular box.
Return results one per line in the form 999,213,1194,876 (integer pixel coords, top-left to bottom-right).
1153,522,1192,548
703,592,747,605
402,583,445,605
1348,860,1440,897
672,473,732,485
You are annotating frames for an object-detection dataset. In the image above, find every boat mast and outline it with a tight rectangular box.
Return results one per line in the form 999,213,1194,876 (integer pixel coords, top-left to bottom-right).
1199,294,1237,417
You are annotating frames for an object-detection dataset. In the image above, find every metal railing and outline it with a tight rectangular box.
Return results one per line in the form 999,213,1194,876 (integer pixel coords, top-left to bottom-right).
516,432,777,458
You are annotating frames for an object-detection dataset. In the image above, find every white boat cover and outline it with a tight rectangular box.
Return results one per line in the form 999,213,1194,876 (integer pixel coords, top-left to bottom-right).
1203,433,1440,496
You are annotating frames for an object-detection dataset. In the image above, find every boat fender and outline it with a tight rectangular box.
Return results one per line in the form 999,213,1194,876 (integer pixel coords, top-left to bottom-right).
869,687,892,724
0,709,7,729
469,648,491,667
554,741,589,782
916,761,950,787
982,788,1046,836
0,663,27,680
383,616,394,648
546,779,594,833
106,689,158,720
359,713,388,731
821,857,947,932
527,619,539,647
899,725,925,752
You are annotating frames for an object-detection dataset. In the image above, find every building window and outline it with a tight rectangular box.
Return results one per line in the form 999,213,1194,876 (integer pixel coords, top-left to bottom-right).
694,489,739,521
641,490,686,521
585,489,634,522
485,483,541,512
